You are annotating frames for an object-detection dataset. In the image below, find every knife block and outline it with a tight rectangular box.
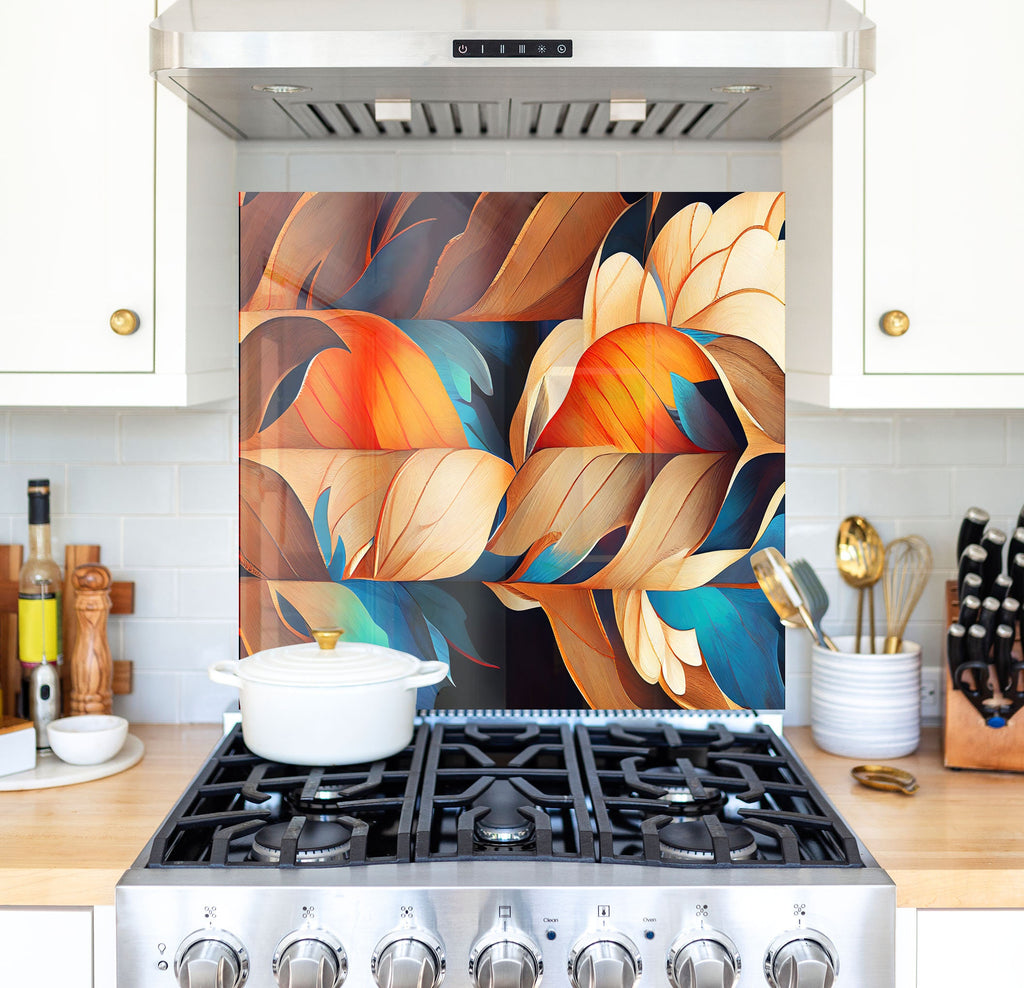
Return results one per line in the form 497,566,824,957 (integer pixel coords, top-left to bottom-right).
943,580,1024,771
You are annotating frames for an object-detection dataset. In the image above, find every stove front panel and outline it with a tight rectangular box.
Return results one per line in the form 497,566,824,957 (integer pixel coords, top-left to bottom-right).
117,866,895,988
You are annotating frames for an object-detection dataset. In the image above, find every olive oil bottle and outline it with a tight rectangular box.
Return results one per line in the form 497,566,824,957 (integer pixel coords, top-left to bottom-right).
18,479,62,719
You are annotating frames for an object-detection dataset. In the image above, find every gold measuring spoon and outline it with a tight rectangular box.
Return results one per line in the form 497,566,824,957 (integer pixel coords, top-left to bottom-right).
836,516,886,653
851,764,919,795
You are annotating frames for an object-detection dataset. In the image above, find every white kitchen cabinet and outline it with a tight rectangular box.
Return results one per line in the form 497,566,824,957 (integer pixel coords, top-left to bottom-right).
0,0,236,407
0,907,94,987
916,910,1023,985
784,0,1024,408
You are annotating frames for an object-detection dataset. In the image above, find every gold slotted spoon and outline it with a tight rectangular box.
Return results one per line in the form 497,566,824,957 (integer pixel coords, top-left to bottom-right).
836,516,885,653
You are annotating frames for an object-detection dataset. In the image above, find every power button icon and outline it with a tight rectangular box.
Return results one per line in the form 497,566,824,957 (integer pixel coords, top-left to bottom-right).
458,44,468,54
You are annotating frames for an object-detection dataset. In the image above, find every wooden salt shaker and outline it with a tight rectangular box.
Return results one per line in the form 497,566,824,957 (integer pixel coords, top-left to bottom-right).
69,564,113,715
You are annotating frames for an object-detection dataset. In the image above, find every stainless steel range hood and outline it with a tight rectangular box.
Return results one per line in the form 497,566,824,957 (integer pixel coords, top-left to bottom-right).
151,0,874,142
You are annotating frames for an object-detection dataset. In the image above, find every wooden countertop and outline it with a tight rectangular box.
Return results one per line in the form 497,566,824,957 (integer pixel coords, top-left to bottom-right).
787,726,1024,909
0,725,221,907
1,725,1020,909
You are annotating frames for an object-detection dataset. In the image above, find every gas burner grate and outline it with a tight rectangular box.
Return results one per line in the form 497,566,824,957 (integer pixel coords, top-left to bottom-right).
576,722,864,868
145,724,428,867
142,719,864,870
415,721,595,862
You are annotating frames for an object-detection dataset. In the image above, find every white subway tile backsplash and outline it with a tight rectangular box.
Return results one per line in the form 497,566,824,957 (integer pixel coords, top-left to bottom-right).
843,468,951,518
899,413,1006,466
397,153,508,190
113,671,181,724
1008,416,1024,465
783,468,840,517
116,568,179,619
787,415,893,466
783,521,842,571
179,672,240,724
951,467,1024,521
237,151,288,190
0,464,67,514
728,153,783,190
289,152,399,191
617,153,728,191
508,152,617,190
123,517,235,568
181,465,238,515
69,465,176,515
179,569,238,620
10,412,117,463
36,516,124,568
120,412,230,463
122,619,236,671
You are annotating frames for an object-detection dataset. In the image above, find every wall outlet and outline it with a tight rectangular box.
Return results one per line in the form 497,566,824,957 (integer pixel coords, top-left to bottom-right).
920,667,942,720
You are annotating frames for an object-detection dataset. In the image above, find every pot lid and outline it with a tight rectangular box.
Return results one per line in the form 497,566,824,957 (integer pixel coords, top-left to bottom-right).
238,634,424,687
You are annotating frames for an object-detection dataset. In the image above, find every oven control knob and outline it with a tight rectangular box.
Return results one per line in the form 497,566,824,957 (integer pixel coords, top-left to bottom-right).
668,932,740,988
470,934,543,988
175,930,249,988
372,932,445,988
764,931,838,988
568,934,641,988
274,932,347,988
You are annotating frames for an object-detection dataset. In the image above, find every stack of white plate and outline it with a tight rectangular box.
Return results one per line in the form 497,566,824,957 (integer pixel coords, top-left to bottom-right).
810,635,921,759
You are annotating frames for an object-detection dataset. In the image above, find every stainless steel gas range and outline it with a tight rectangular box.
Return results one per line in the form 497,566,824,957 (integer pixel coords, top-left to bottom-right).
116,712,894,988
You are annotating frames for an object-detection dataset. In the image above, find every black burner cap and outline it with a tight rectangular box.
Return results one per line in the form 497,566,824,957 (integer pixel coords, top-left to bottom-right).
255,819,351,853
472,780,536,844
658,821,757,861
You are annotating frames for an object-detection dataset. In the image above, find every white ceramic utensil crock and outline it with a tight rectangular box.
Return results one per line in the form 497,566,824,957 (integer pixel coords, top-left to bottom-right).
209,632,448,765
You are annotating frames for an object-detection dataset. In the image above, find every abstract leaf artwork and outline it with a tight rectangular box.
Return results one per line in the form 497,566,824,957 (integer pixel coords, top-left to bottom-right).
239,191,785,711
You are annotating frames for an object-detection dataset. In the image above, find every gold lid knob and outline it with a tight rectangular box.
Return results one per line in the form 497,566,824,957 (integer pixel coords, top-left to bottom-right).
311,628,343,650
109,308,140,336
880,310,910,337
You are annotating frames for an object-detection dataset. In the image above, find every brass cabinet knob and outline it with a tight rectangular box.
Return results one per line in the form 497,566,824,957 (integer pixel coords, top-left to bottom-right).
880,310,910,337
109,308,140,336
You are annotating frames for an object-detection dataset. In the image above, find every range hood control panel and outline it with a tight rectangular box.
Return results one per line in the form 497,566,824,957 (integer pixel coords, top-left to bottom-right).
452,40,573,58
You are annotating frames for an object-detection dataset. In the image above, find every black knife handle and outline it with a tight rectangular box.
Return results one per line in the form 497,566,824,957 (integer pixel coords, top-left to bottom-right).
958,506,990,562
995,624,1016,695
998,596,1020,633
990,574,1014,603
1008,527,1024,569
980,529,1008,588
1017,504,1024,534
958,594,982,628
1011,552,1024,605
978,596,1002,651
964,624,993,697
959,544,988,599
960,572,984,604
947,623,966,689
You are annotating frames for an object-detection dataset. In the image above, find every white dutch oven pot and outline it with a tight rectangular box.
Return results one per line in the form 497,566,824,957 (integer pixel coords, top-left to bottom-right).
209,630,448,765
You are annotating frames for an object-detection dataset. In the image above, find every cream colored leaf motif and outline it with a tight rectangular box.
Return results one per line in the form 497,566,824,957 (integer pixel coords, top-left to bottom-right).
487,449,671,576
690,191,785,266
242,449,413,578
587,452,735,590
642,202,714,320
373,448,515,581
675,228,785,326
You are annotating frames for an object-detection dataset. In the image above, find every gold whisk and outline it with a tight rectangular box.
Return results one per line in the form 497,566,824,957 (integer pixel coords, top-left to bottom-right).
882,535,933,654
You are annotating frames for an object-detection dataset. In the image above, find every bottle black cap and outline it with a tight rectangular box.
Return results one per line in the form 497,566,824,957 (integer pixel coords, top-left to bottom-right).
27,479,50,525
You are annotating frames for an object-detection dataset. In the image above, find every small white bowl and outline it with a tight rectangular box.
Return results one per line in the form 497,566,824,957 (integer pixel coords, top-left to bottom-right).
47,715,128,765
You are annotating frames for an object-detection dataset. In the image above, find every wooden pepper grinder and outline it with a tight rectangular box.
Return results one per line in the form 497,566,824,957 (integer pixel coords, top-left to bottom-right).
69,564,113,715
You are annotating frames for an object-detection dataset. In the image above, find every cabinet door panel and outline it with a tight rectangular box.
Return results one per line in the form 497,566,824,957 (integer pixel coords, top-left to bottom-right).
0,907,94,987
0,0,153,373
863,0,1024,375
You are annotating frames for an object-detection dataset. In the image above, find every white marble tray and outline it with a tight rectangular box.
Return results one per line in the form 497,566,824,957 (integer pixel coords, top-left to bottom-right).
0,733,144,791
